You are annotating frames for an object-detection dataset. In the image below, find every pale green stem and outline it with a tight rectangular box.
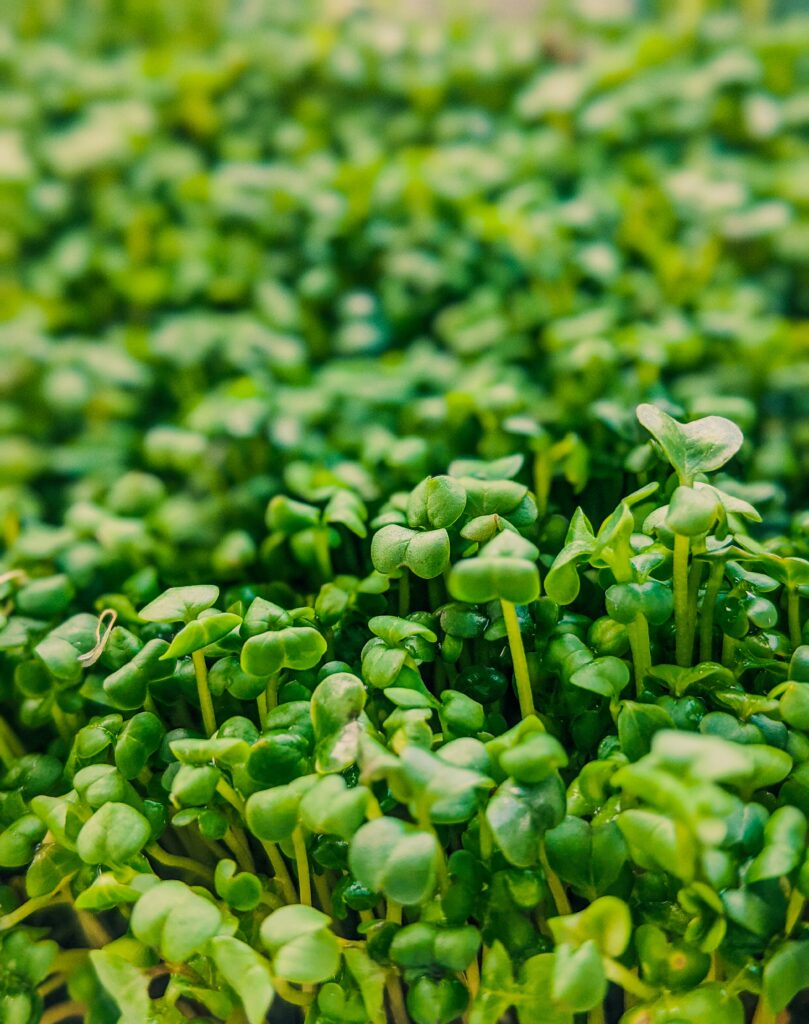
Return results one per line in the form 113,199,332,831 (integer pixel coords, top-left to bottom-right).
699,560,725,663
192,650,217,736
786,886,805,935
604,958,657,1002
588,1004,606,1024
292,826,311,906
398,571,410,617
146,843,214,884
0,716,24,770
752,997,777,1024
534,448,551,520
256,674,280,730
500,599,535,718
673,533,691,667
0,889,69,931
626,614,652,695
385,972,410,1024
260,840,297,904
313,871,334,917
540,842,571,916
788,589,802,651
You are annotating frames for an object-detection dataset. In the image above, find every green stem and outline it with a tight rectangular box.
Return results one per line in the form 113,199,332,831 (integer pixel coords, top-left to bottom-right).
0,716,24,770
786,886,805,935
722,634,738,669
788,588,802,651
604,958,657,1002
146,843,215,883
673,533,691,667
398,571,410,617
699,560,725,662
540,842,571,916
626,614,652,695
40,1002,85,1024
192,650,217,736
273,978,314,1007
0,889,69,931
386,971,410,1024
260,840,297,904
533,448,551,520
313,871,334,917
256,674,280,730
428,575,444,611
292,826,311,906
687,557,703,645
588,1004,606,1024
752,996,777,1024
500,599,535,718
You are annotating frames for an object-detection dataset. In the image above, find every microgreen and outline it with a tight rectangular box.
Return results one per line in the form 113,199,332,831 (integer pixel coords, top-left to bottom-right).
2,2,809,1022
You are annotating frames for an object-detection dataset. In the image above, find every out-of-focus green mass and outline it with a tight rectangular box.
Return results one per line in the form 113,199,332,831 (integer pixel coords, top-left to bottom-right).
0,0,807,571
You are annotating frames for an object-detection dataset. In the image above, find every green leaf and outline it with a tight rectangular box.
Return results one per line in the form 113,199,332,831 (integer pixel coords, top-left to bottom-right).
371,525,451,579
349,817,438,905
311,671,367,773
241,625,327,676
407,475,467,529
469,941,517,1024
344,946,386,1024
90,951,150,1024
260,905,341,984
162,612,242,658
486,775,566,867
763,940,809,1014
209,935,275,1024
549,896,632,958
139,586,220,623
130,880,222,962
299,775,370,839
637,404,743,485
76,803,151,866
551,941,606,1013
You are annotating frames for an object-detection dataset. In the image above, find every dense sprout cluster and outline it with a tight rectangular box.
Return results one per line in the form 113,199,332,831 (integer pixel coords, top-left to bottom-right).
1,2,809,1024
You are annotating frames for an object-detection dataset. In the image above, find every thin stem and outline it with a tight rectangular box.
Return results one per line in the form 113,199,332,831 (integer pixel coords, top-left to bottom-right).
540,842,571,916
313,870,335,917
292,826,311,906
216,778,245,814
398,571,410,617
752,997,777,1024
466,954,480,1001
76,908,113,948
673,533,691,667
273,978,315,1007
192,650,217,736
687,558,703,645
604,959,657,1002
386,971,410,1024
533,448,551,520
0,716,24,770
626,614,652,695
500,599,535,718
722,634,738,669
428,575,444,611
788,588,802,651
0,889,69,930
588,1004,606,1024
386,900,403,925
699,559,725,662
786,886,805,935
223,827,256,874
146,843,215,883
256,675,279,730
40,1002,85,1024
260,840,297,904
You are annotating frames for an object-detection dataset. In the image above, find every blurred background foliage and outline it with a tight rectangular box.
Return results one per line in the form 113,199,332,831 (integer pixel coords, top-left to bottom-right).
0,0,807,580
